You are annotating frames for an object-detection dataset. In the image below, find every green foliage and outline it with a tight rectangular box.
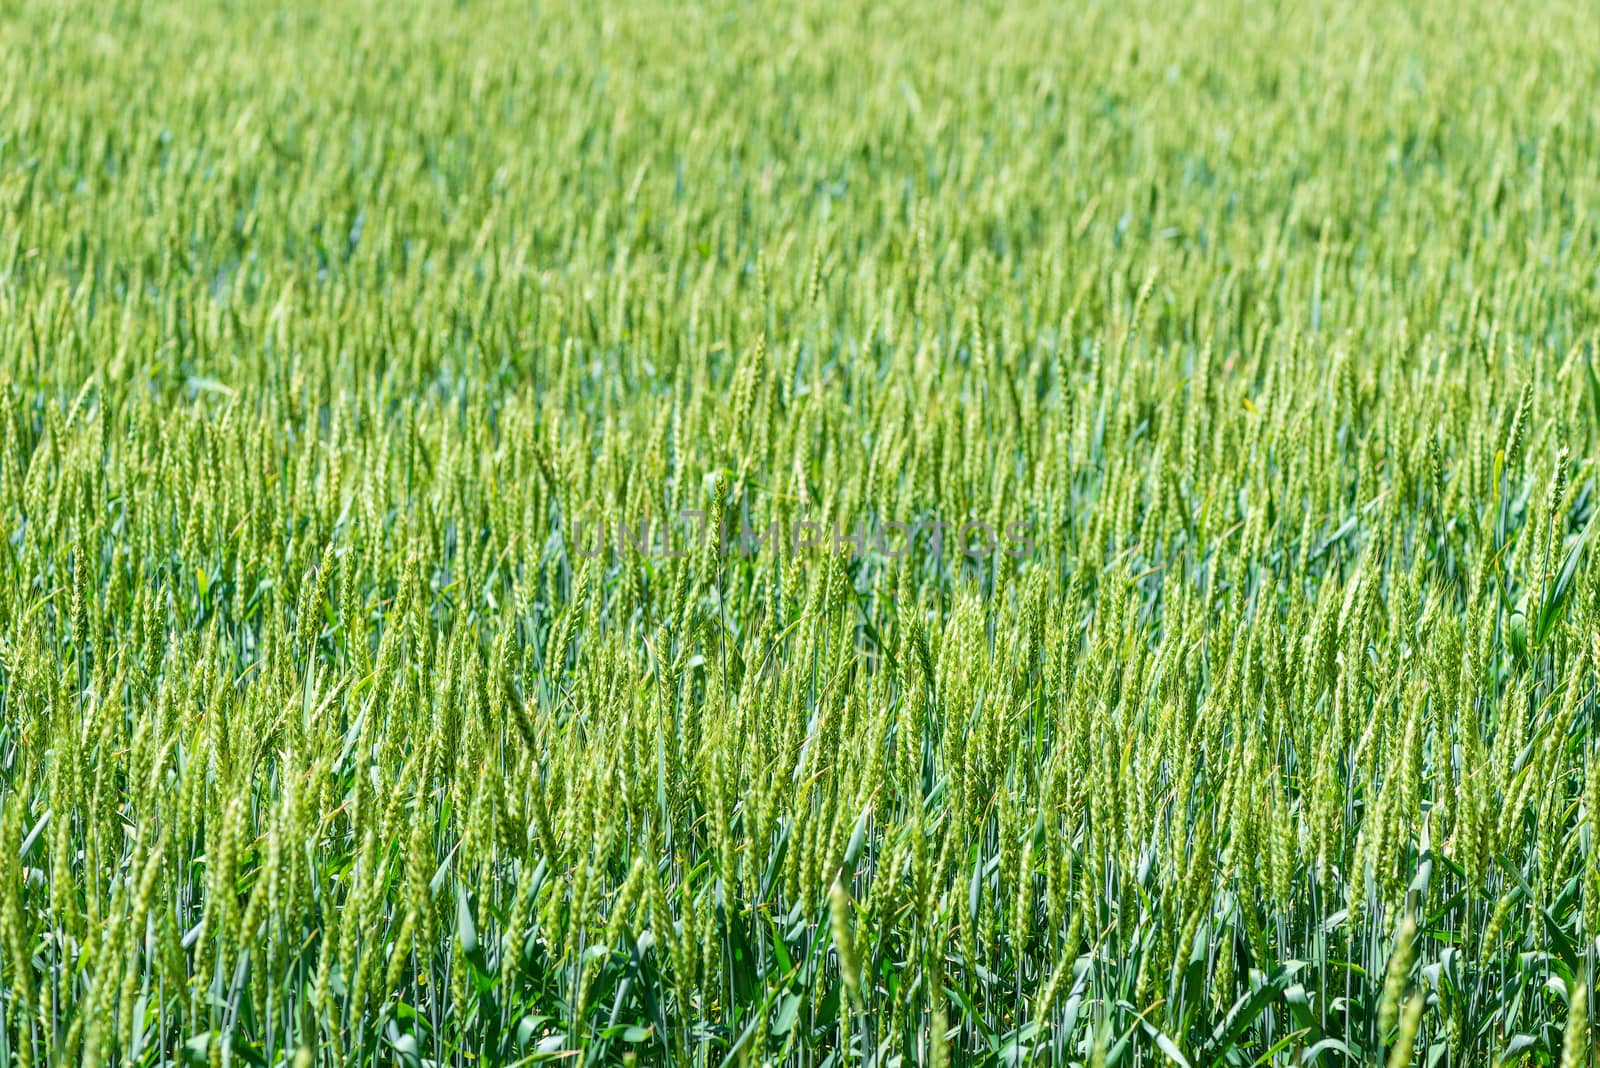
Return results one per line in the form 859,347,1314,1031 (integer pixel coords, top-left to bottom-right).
1,0,1599,1063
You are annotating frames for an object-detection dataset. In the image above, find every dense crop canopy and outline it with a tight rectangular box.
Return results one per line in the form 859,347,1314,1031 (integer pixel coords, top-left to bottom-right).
2,0,1600,1063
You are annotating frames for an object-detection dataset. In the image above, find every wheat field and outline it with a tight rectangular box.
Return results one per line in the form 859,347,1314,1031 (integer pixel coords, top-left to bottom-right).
3,0,1600,1064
